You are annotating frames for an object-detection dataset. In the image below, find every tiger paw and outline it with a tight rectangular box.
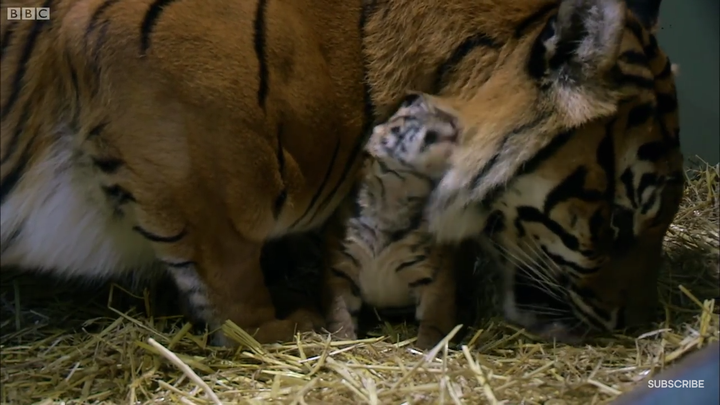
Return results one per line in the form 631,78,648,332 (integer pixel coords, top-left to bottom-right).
249,308,325,343
415,324,450,350
326,320,358,341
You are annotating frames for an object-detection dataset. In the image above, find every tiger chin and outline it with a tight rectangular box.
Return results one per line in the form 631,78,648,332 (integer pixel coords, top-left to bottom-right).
423,0,684,343
1,0,682,347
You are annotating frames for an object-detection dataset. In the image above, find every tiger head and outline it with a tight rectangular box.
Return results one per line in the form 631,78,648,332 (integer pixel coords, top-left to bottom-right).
409,0,685,342
366,92,461,178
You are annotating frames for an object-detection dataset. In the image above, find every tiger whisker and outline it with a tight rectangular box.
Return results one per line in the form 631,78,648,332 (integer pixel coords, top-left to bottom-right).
494,241,565,300
491,242,564,300
504,241,561,289
522,239,562,276
516,307,572,317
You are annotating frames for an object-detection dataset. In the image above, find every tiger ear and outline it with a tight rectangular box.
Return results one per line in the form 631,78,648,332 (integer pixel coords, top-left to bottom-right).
534,0,626,83
625,0,662,31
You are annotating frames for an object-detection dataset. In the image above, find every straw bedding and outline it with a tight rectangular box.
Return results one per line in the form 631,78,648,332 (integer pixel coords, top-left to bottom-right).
1,160,718,405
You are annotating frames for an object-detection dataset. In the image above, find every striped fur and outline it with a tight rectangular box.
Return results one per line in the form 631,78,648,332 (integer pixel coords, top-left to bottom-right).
419,0,684,342
0,0,682,346
322,93,461,349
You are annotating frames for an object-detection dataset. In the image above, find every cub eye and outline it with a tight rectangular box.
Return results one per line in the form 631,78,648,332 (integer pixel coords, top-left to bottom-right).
424,130,438,144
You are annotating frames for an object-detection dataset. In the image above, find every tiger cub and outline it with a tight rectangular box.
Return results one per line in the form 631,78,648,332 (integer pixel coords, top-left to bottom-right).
322,92,461,349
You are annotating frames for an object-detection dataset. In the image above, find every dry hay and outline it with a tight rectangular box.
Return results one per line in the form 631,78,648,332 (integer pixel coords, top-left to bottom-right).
1,160,718,405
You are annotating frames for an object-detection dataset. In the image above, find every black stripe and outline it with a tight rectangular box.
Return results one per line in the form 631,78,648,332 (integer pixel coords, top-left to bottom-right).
626,102,655,128
0,105,29,163
624,18,645,47
655,93,678,115
92,157,124,173
644,34,659,60
290,139,340,229
139,0,180,55
340,249,360,268
133,225,186,243
409,277,433,288
543,167,604,214
636,141,667,162
483,210,506,237
89,21,110,81
310,132,369,226
0,21,17,62
0,108,31,205
395,255,427,273
163,260,196,269
470,115,547,191
102,184,136,204
375,159,404,180
611,206,635,253
597,119,616,201
87,122,108,139
330,267,361,297
0,222,22,255
433,32,500,92
1,0,54,121
614,71,655,90
588,207,606,246
514,3,556,38
65,51,82,129
253,0,269,109
273,189,287,220
521,127,576,177
540,246,600,275
516,206,580,252
619,50,648,67
273,121,286,219
85,0,121,44
0,144,31,206
483,127,575,208
655,59,673,80
298,1,377,228
619,168,637,208
389,210,423,243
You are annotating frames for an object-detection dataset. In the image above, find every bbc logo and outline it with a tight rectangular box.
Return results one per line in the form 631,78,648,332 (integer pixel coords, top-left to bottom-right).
7,7,50,20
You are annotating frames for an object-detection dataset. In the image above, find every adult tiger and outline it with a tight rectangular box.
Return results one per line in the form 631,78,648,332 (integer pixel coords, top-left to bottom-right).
0,0,682,345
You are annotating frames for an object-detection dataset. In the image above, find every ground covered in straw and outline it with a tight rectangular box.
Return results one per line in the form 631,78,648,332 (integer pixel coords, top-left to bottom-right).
1,162,718,405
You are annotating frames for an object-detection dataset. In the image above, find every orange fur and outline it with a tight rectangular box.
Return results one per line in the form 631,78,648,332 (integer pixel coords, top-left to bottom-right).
1,0,682,345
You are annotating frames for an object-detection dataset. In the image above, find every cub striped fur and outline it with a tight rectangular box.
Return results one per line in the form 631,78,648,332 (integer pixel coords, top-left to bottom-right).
322,92,461,349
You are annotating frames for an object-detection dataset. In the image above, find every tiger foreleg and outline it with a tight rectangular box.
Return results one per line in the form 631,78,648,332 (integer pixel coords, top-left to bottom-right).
322,263,362,341
157,232,322,346
406,248,458,350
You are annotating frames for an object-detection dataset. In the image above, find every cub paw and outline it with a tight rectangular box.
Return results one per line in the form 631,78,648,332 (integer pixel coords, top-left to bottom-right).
415,323,454,350
326,321,358,341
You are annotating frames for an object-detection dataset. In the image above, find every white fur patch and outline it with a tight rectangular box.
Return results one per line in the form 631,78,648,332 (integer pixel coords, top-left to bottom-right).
0,135,159,281
426,169,488,243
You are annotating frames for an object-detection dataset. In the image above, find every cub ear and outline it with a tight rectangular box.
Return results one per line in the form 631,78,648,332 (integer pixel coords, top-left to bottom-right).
625,0,662,31
398,91,462,127
398,91,426,110
533,0,627,83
